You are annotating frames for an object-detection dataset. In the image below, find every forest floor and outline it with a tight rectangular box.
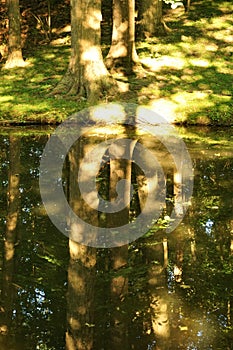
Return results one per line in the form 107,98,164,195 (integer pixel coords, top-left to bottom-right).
0,0,232,125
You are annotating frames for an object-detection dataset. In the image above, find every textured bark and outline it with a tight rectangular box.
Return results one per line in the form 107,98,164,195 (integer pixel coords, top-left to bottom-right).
53,0,117,102
105,0,139,73
137,0,167,38
4,0,26,68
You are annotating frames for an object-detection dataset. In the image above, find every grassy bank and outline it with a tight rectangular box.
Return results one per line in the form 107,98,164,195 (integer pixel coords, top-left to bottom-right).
0,0,232,125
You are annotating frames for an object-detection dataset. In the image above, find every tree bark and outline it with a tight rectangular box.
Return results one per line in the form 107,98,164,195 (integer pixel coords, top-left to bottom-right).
53,0,117,102
105,0,139,73
137,0,168,39
4,0,26,68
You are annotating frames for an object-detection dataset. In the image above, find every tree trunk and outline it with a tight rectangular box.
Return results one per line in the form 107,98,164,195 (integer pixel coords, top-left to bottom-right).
4,0,26,68
53,0,117,103
105,0,139,73
137,0,167,39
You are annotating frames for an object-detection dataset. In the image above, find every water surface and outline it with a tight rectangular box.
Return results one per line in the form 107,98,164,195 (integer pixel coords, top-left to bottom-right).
0,126,232,350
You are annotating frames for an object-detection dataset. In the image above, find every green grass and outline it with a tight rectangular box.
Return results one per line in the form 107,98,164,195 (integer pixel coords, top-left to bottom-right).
0,0,232,125
0,46,86,123
133,0,233,125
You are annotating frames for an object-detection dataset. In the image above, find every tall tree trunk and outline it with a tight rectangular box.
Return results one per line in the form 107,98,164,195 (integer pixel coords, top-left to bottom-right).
137,0,168,39
4,0,26,68
105,0,139,73
53,0,117,102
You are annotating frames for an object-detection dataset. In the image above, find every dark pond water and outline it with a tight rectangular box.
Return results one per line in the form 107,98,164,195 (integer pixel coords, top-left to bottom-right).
0,126,232,350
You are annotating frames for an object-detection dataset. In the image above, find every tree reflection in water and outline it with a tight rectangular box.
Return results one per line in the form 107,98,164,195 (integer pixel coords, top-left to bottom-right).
0,127,232,349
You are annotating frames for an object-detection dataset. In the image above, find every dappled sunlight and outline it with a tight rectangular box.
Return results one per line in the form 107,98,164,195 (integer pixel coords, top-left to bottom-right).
90,103,125,123
0,95,14,103
147,98,178,124
52,24,71,35
189,58,210,68
86,9,102,30
141,55,186,71
135,0,232,126
209,29,233,43
81,43,101,62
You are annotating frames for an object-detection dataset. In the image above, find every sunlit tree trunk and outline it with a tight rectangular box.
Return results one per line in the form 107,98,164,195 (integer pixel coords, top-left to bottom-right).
105,0,139,73
53,0,117,102
137,0,169,39
4,0,26,68
66,139,97,350
0,134,20,342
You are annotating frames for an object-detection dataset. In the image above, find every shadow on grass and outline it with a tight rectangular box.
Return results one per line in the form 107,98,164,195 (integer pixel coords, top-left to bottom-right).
117,0,233,125
0,45,87,123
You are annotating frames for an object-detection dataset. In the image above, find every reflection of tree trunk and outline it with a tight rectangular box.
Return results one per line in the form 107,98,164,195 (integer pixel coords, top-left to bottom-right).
108,140,131,348
189,227,197,262
173,246,183,284
110,246,128,349
0,134,20,340
230,220,233,255
66,140,97,350
146,236,170,349
173,166,184,217
66,241,96,350
108,139,133,227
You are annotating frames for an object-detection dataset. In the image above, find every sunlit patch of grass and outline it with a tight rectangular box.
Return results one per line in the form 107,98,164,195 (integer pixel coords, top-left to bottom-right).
136,0,233,125
0,45,87,123
0,0,232,125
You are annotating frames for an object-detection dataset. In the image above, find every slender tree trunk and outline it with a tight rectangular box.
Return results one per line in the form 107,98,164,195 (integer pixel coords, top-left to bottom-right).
105,0,139,73
4,0,26,68
184,0,191,13
53,0,117,102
